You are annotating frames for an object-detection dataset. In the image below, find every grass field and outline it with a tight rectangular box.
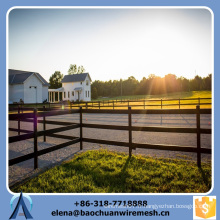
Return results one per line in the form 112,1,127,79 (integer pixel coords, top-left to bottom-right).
12,149,211,193
94,91,212,101
90,91,212,109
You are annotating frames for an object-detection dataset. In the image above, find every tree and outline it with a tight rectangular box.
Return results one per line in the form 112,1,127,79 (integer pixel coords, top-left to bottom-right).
190,75,203,91
68,64,77,75
123,76,139,95
203,74,212,90
177,76,190,92
68,64,86,75
164,74,178,93
49,71,63,89
78,65,85,74
91,87,98,99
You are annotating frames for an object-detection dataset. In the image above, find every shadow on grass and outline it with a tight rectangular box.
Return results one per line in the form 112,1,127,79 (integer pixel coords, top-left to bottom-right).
60,155,212,193
107,157,131,192
199,167,211,189
62,156,134,193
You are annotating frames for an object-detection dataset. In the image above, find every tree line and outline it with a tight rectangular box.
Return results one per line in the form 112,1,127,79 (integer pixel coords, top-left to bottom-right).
48,65,211,100
91,74,212,99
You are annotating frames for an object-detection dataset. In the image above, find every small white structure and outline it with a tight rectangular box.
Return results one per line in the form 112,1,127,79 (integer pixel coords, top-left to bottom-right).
48,73,91,102
9,69,49,104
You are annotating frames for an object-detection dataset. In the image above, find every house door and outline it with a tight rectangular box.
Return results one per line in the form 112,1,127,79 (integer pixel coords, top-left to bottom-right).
29,86,37,103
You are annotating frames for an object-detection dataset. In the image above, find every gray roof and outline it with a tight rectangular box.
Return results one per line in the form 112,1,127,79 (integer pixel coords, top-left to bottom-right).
61,73,91,83
9,69,49,86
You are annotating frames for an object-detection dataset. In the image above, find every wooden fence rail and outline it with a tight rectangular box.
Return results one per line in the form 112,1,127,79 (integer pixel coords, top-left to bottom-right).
9,109,80,168
9,106,211,168
9,97,212,112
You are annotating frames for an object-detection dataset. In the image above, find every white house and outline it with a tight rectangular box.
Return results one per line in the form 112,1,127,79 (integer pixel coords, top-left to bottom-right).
48,73,91,102
9,69,49,104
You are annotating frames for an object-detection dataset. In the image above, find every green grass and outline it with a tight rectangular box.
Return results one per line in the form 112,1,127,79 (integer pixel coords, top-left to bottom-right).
94,91,212,101
91,91,212,109
12,149,211,193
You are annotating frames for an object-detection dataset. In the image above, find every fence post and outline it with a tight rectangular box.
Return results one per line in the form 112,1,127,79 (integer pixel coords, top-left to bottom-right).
128,106,132,157
198,97,200,107
161,99,163,109
103,100,104,107
179,98,180,109
21,103,23,113
144,100,145,109
33,109,38,169
43,106,46,142
18,106,20,136
113,100,114,110
99,101,101,110
86,102,88,109
196,105,201,168
80,106,83,150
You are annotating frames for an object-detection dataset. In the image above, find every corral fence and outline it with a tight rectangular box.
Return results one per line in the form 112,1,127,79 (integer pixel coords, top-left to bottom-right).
77,97,212,110
9,97,212,112
8,106,211,169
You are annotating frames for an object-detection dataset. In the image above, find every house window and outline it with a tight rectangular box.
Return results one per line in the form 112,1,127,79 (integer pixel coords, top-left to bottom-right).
72,91,74,96
86,80,89,86
85,91,87,97
64,92,66,98
80,82,82,85
68,91,70,98
88,91,89,97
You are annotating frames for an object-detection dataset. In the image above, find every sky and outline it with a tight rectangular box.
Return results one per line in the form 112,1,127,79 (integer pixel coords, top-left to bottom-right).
8,8,213,82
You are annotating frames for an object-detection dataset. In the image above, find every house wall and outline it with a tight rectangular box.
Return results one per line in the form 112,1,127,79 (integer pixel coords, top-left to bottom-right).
24,74,43,103
83,75,91,101
9,84,24,103
62,82,83,101
62,75,91,102
42,86,49,102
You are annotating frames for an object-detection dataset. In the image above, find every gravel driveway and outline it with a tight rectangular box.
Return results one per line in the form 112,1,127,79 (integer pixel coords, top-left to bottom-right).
8,112,212,187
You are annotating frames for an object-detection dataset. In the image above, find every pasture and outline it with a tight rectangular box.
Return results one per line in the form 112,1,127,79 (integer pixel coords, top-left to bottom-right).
91,91,212,109
94,91,211,101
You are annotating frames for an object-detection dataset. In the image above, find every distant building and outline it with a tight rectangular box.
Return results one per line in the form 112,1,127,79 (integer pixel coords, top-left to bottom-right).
48,73,92,102
9,69,49,104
